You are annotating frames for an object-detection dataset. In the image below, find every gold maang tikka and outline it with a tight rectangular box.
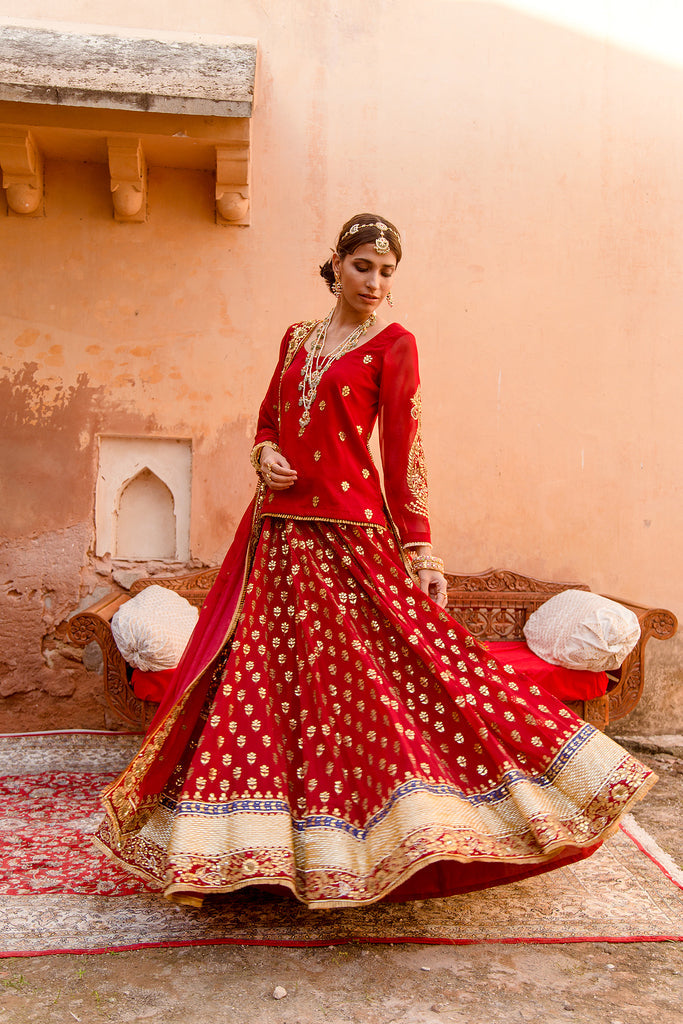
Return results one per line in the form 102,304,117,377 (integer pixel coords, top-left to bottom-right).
373,223,391,254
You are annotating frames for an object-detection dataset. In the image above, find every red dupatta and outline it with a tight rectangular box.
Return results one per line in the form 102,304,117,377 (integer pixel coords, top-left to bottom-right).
102,484,266,825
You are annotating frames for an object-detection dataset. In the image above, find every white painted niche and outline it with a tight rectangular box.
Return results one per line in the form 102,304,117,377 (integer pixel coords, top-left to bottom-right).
96,436,192,561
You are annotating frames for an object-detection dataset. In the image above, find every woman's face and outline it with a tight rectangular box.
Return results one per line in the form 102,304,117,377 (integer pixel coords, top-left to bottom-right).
334,243,397,315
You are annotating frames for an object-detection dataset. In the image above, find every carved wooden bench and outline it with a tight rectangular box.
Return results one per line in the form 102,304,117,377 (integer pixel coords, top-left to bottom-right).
444,569,677,731
67,567,677,730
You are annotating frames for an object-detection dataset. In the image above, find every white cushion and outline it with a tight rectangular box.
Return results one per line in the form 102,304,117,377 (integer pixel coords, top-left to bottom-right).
111,585,199,672
523,590,640,672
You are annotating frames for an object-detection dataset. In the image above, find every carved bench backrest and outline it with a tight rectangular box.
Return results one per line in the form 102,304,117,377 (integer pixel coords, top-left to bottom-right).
445,569,590,642
130,567,590,639
130,568,221,608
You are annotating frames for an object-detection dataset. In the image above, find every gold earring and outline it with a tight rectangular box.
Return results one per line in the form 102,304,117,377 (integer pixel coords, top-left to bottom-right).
386,291,394,307
332,275,342,296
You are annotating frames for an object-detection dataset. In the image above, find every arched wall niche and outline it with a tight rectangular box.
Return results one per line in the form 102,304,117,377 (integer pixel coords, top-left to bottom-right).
116,467,176,560
96,436,192,562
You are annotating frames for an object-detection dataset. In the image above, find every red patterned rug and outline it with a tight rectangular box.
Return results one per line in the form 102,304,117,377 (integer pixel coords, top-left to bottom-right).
1,732,682,957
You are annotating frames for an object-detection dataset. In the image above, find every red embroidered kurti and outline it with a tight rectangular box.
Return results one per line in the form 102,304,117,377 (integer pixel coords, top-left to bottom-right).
254,321,431,547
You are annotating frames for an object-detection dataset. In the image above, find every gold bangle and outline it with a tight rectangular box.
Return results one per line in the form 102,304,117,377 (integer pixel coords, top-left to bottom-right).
411,554,445,574
250,441,279,475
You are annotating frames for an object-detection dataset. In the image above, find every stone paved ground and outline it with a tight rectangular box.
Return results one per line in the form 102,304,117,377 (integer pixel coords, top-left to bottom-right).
1,738,682,1024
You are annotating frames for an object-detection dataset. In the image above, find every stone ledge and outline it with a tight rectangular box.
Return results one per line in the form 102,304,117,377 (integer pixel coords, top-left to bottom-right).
613,734,683,759
0,19,257,117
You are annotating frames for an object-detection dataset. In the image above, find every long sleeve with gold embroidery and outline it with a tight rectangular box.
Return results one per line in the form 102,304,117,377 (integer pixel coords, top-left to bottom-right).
378,331,431,547
250,327,296,465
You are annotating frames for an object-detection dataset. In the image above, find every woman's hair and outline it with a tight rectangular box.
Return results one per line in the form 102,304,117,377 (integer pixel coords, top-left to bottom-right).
320,213,402,292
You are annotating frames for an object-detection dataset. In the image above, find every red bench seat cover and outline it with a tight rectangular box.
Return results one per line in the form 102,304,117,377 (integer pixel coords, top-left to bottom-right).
132,641,609,706
487,641,609,701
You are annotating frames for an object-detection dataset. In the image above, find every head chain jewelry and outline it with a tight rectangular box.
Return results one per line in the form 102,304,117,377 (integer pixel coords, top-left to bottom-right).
340,220,400,256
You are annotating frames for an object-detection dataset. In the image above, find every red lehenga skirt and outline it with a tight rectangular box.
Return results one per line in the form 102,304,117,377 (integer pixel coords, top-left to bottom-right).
96,516,655,908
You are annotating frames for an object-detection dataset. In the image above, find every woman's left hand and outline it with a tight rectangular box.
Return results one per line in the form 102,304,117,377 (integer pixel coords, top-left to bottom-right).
417,569,448,608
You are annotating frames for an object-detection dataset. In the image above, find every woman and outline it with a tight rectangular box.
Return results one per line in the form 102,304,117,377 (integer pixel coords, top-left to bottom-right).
96,214,654,908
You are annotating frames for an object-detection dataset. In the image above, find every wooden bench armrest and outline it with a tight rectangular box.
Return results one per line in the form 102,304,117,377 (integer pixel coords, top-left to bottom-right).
602,596,679,643
68,591,129,632
67,571,220,727
67,591,154,729
601,598,678,723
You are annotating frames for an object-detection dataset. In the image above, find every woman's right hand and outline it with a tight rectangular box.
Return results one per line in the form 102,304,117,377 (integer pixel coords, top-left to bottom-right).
260,448,297,490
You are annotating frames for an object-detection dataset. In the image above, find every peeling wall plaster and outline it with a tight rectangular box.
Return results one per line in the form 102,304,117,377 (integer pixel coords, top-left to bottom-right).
0,363,105,538
0,362,204,728
0,523,97,697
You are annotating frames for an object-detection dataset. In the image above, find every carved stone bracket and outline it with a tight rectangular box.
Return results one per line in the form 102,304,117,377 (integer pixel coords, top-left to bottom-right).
0,104,255,226
215,127,251,226
107,137,147,222
0,21,257,226
0,126,43,215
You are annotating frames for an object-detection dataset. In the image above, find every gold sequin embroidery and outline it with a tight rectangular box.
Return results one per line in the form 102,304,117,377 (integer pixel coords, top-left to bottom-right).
406,386,429,518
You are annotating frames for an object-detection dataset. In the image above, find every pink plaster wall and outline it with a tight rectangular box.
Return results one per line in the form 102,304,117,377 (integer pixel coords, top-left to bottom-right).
1,2,681,730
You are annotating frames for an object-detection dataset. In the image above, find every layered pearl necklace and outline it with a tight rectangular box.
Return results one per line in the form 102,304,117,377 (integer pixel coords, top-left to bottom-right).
298,308,376,434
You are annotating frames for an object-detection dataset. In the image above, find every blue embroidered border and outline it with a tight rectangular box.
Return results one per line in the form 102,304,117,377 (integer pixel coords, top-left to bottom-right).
168,724,596,842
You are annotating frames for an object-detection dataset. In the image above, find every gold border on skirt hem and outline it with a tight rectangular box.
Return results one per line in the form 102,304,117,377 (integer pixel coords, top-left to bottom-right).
97,766,657,910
